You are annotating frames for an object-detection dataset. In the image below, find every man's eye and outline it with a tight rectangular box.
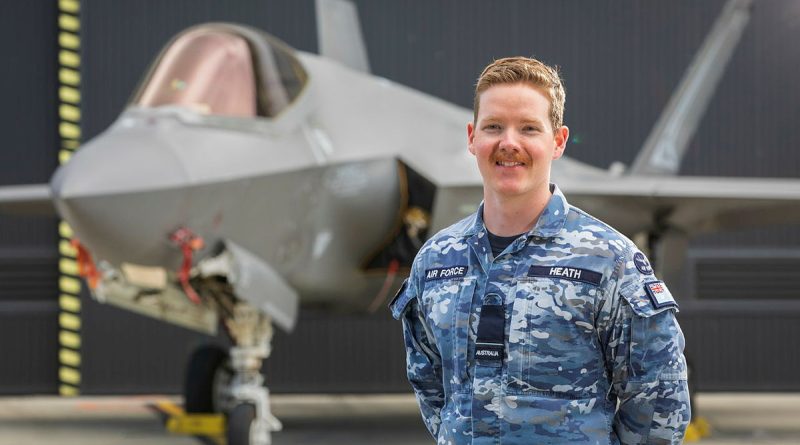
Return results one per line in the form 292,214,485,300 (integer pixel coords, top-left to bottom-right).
483,124,501,131
523,126,540,133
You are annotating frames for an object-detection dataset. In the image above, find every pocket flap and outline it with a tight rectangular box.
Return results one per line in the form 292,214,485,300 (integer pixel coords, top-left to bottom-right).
389,278,413,319
620,280,679,317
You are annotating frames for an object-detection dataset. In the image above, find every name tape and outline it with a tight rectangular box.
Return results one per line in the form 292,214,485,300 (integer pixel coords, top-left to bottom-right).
528,265,602,286
425,265,468,281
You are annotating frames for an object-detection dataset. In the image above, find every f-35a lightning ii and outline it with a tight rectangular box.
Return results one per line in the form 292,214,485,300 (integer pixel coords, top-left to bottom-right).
2,0,800,444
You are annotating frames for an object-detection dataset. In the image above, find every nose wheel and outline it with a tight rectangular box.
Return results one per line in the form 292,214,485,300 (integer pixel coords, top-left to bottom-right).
181,304,281,445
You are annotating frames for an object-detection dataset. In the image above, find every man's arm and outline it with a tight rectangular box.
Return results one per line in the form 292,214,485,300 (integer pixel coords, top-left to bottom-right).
600,248,691,444
400,299,445,438
608,301,691,444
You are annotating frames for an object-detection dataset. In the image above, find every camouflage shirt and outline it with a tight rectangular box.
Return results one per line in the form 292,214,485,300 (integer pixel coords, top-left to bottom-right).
390,184,690,444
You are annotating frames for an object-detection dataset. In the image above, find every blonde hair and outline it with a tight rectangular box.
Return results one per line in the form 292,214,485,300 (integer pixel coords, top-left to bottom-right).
473,57,566,130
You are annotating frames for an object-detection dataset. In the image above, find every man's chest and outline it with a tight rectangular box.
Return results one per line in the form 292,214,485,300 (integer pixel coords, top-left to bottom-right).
418,242,615,394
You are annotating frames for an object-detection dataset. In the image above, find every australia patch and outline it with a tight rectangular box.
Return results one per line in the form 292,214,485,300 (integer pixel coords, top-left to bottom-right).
634,251,654,275
528,265,603,286
644,280,677,309
425,265,468,281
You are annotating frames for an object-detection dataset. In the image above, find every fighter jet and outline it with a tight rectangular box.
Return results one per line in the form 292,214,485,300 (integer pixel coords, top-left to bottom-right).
2,0,800,443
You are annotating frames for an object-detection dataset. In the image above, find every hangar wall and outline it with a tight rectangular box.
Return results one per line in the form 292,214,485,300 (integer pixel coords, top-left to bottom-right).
1,0,799,395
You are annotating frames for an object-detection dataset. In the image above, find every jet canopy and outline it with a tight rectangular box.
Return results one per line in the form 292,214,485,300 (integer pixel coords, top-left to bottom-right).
133,24,307,118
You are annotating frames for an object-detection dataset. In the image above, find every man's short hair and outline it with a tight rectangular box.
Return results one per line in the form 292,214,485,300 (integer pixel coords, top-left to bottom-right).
473,57,566,131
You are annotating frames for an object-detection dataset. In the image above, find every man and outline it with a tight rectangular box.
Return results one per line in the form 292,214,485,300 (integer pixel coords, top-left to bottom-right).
390,57,690,444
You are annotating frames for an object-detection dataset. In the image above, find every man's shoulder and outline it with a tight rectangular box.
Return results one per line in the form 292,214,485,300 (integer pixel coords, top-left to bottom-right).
413,212,476,264
563,204,637,258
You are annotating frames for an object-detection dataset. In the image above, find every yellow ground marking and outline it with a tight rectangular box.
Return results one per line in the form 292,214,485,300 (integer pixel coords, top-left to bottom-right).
59,348,81,367
59,32,80,50
59,330,81,349
59,276,82,294
59,384,79,397
59,312,81,331
59,366,81,385
59,294,81,312
59,0,80,14
58,14,80,32
59,86,81,104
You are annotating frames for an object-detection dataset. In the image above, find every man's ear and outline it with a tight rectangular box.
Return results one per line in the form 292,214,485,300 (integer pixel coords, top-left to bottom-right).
553,125,569,160
467,122,476,155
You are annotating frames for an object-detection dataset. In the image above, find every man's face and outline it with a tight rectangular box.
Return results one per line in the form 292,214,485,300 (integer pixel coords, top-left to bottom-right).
468,82,568,201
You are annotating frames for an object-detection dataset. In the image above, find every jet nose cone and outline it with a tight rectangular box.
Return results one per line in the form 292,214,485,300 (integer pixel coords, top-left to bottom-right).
51,121,190,267
52,123,188,198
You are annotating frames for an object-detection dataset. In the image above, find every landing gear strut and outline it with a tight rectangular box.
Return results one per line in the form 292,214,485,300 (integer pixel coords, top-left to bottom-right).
223,303,282,445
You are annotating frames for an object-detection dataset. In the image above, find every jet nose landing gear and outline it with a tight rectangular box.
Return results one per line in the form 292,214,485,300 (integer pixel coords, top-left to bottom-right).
224,305,282,445
179,304,280,445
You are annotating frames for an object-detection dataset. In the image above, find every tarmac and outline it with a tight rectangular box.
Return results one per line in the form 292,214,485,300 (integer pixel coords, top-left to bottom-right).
0,393,798,444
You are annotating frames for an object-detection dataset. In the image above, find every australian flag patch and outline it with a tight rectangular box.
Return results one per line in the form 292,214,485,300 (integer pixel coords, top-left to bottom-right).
644,280,677,309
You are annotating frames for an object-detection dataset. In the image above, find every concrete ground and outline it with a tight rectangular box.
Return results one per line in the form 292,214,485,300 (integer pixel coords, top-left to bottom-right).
0,393,798,445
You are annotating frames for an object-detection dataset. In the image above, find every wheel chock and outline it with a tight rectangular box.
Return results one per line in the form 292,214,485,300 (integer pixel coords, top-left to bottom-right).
684,416,712,442
153,400,226,437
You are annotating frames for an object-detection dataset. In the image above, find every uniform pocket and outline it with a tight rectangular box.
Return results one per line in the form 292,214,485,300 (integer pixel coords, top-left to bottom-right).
420,276,477,391
506,277,603,396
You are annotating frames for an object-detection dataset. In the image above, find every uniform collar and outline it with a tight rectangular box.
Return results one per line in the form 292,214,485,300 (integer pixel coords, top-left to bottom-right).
464,183,569,239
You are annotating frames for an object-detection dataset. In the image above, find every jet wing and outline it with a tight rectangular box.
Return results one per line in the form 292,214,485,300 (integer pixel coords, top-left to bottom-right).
0,184,55,216
422,163,800,238
561,176,800,236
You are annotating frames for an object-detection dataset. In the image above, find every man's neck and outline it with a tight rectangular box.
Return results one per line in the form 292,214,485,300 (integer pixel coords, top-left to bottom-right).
482,185,552,237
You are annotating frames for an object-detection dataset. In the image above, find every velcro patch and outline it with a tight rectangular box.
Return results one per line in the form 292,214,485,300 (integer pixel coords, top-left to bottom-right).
425,265,468,281
475,342,503,365
645,280,677,309
528,265,602,286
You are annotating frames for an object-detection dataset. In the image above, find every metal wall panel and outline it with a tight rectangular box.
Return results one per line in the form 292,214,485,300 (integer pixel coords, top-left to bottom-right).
0,1,60,394
0,301,59,394
681,311,800,391
1,0,799,395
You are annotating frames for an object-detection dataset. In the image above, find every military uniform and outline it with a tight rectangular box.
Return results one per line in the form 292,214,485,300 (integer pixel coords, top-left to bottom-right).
390,184,690,444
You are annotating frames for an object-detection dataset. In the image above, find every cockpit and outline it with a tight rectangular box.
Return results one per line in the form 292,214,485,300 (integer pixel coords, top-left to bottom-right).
133,24,307,118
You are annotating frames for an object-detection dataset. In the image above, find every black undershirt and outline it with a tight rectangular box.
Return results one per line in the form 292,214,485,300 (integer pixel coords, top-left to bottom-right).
487,230,524,257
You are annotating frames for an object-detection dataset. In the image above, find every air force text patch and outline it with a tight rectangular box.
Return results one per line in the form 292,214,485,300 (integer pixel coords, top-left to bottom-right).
645,280,677,309
528,265,603,286
425,265,468,281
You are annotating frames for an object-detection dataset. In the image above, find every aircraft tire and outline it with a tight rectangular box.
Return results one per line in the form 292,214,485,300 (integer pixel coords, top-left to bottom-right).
184,344,230,413
227,403,256,445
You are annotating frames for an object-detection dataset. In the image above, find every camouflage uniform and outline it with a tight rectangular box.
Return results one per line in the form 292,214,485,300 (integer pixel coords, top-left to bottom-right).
390,184,690,444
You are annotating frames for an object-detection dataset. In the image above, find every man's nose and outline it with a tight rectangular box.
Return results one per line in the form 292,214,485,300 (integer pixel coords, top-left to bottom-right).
498,129,521,150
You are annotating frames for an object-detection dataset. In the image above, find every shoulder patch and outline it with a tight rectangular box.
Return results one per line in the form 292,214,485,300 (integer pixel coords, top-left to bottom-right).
633,251,654,275
644,280,677,309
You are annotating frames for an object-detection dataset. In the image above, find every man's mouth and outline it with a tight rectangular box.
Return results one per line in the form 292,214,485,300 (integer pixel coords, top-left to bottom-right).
495,160,525,167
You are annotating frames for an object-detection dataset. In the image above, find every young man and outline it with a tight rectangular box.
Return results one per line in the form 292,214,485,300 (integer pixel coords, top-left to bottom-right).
390,57,690,444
